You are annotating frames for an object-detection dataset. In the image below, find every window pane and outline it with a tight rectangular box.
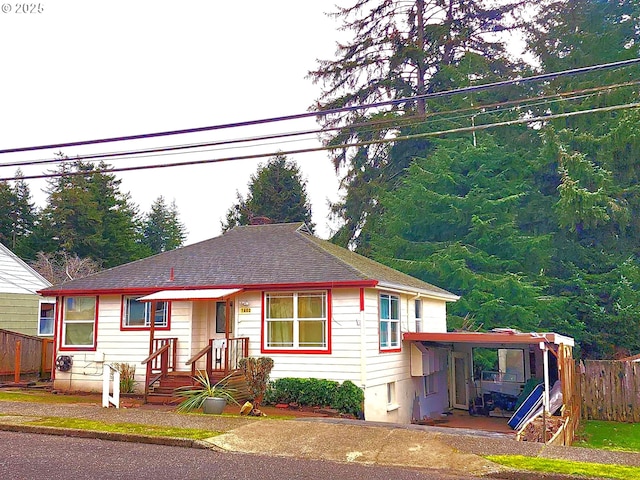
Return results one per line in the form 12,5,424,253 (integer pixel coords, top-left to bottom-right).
216,301,226,333
154,302,168,326
380,295,390,319
267,320,293,347
390,296,399,319
65,297,95,321
267,295,293,319
298,293,325,318
126,299,146,326
64,322,94,346
39,318,54,336
390,321,399,346
380,321,389,348
39,303,55,335
299,320,325,347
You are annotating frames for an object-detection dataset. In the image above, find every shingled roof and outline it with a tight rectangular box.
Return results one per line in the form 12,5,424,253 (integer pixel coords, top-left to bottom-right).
40,223,458,300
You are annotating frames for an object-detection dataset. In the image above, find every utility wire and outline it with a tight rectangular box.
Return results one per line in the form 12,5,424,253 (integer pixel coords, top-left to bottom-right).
3,102,637,181
1,80,635,170
1,58,639,155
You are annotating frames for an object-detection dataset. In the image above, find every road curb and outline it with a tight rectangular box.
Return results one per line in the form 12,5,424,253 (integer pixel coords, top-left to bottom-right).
0,422,211,449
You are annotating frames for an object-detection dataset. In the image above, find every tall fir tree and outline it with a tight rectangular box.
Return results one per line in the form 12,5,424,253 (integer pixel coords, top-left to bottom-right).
309,0,528,249
142,196,187,254
221,155,314,232
34,158,147,268
0,169,37,258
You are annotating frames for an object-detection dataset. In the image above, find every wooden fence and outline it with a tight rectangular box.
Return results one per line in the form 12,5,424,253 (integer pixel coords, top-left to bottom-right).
0,329,53,382
576,360,640,422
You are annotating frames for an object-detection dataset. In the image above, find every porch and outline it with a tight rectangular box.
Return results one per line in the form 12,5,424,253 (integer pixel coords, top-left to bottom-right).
141,336,249,404
138,288,248,404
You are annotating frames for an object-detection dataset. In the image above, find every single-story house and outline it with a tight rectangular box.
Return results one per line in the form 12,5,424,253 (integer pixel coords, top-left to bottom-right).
40,223,574,425
0,242,55,337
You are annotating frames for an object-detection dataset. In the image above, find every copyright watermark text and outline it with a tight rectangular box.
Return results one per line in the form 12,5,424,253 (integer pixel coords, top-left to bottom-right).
1,3,45,14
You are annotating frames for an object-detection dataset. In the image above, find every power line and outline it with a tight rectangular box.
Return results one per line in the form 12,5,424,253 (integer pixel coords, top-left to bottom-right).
3,102,637,182
1,58,639,155
1,80,636,171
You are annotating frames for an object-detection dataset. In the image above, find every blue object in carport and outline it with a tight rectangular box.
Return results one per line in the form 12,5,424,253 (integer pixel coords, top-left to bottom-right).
508,383,543,430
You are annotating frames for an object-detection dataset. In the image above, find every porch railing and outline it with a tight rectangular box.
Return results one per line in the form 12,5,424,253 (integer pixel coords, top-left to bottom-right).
186,337,249,378
141,337,177,399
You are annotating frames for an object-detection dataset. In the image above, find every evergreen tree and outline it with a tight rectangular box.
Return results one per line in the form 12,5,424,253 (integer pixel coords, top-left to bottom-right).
0,170,37,258
309,0,527,249
370,136,576,336
142,196,187,254
34,158,147,268
221,155,314,232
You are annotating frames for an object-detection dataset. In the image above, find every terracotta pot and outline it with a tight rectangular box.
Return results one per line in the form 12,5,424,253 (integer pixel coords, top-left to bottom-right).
203,397,227,414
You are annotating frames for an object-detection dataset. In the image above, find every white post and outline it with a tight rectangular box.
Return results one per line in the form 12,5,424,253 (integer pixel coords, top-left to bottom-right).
540,342,550,413
102,366,109,408
102,364,120,409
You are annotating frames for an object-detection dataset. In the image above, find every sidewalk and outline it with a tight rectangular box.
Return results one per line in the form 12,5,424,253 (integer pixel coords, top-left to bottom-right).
1,399,639,478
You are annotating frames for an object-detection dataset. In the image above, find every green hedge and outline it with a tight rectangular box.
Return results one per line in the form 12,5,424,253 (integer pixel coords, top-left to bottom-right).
264,378,364,417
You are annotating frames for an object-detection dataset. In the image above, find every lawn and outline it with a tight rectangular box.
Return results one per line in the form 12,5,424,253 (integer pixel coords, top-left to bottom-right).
0,389,103,404
487,455,640,480
23,416,219,440
574,420,640,452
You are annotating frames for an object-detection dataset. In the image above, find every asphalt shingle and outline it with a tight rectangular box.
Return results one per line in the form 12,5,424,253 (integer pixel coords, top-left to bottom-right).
40,223,456,299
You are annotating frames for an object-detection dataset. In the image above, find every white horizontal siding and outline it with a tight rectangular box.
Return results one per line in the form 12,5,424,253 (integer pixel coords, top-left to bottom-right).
0,243,50,294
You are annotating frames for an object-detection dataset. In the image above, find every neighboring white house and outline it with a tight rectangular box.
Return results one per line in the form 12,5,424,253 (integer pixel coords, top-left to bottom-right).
39,223,573,425
0,242,55,337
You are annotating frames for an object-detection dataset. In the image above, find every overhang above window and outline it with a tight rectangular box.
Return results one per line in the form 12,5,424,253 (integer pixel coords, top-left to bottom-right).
138,288,242,302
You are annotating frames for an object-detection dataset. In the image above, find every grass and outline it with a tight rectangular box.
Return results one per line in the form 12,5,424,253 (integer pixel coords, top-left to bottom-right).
574,420,640,452
487,455,640,480
24,416,220,440
0,390,104,404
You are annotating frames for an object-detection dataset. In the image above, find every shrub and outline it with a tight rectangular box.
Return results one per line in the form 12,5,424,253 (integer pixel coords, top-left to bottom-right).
238,357,274,407
264,377,364,416
113,362,136,394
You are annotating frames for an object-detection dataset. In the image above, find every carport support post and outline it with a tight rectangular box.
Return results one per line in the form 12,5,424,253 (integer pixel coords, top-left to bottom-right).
540,341,550,443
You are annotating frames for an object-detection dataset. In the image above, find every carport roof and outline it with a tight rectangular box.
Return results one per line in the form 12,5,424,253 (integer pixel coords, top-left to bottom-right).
403,331,574,347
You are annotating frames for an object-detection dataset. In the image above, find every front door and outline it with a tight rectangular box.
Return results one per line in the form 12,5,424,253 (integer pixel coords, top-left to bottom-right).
451,352,470,409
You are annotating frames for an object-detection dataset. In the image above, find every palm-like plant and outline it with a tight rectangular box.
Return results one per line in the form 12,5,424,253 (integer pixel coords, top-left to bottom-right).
175,370,239,413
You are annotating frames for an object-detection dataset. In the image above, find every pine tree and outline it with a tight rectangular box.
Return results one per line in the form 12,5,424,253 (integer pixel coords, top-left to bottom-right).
34,158,146,268
142,196,187,254
221,155,314,232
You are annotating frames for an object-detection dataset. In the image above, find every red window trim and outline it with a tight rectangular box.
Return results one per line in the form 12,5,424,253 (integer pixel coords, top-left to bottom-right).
58,295,99,352
260,289,332,355
119,295,172,332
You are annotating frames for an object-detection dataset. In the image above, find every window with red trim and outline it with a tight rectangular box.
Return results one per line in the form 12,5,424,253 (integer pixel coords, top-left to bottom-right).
122,296,168,329
62,296,96,348
265,291,327,350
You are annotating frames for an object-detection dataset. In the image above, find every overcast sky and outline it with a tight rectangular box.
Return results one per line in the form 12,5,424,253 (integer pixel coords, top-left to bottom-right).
0,1,343,244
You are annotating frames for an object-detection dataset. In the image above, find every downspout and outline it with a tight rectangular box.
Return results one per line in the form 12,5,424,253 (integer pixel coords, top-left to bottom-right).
359,288,366,390
51,296,61,382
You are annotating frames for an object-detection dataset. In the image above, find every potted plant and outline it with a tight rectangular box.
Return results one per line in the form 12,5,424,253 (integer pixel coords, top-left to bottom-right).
175,370,239,414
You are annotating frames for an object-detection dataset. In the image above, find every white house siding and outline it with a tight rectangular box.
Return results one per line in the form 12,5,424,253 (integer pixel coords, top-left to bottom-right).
422,298,447,333
236,291,262,356
362,289,451,423
54,295,195,394
241,288,366,384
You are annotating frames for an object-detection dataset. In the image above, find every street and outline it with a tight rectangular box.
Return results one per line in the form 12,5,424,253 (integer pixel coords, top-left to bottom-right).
0,431,480,480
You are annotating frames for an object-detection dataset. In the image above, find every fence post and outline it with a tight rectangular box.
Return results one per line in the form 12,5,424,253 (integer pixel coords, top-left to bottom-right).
14,340,21,384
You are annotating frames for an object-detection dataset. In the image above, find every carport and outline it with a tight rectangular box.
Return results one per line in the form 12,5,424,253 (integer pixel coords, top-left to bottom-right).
404,330,579,445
